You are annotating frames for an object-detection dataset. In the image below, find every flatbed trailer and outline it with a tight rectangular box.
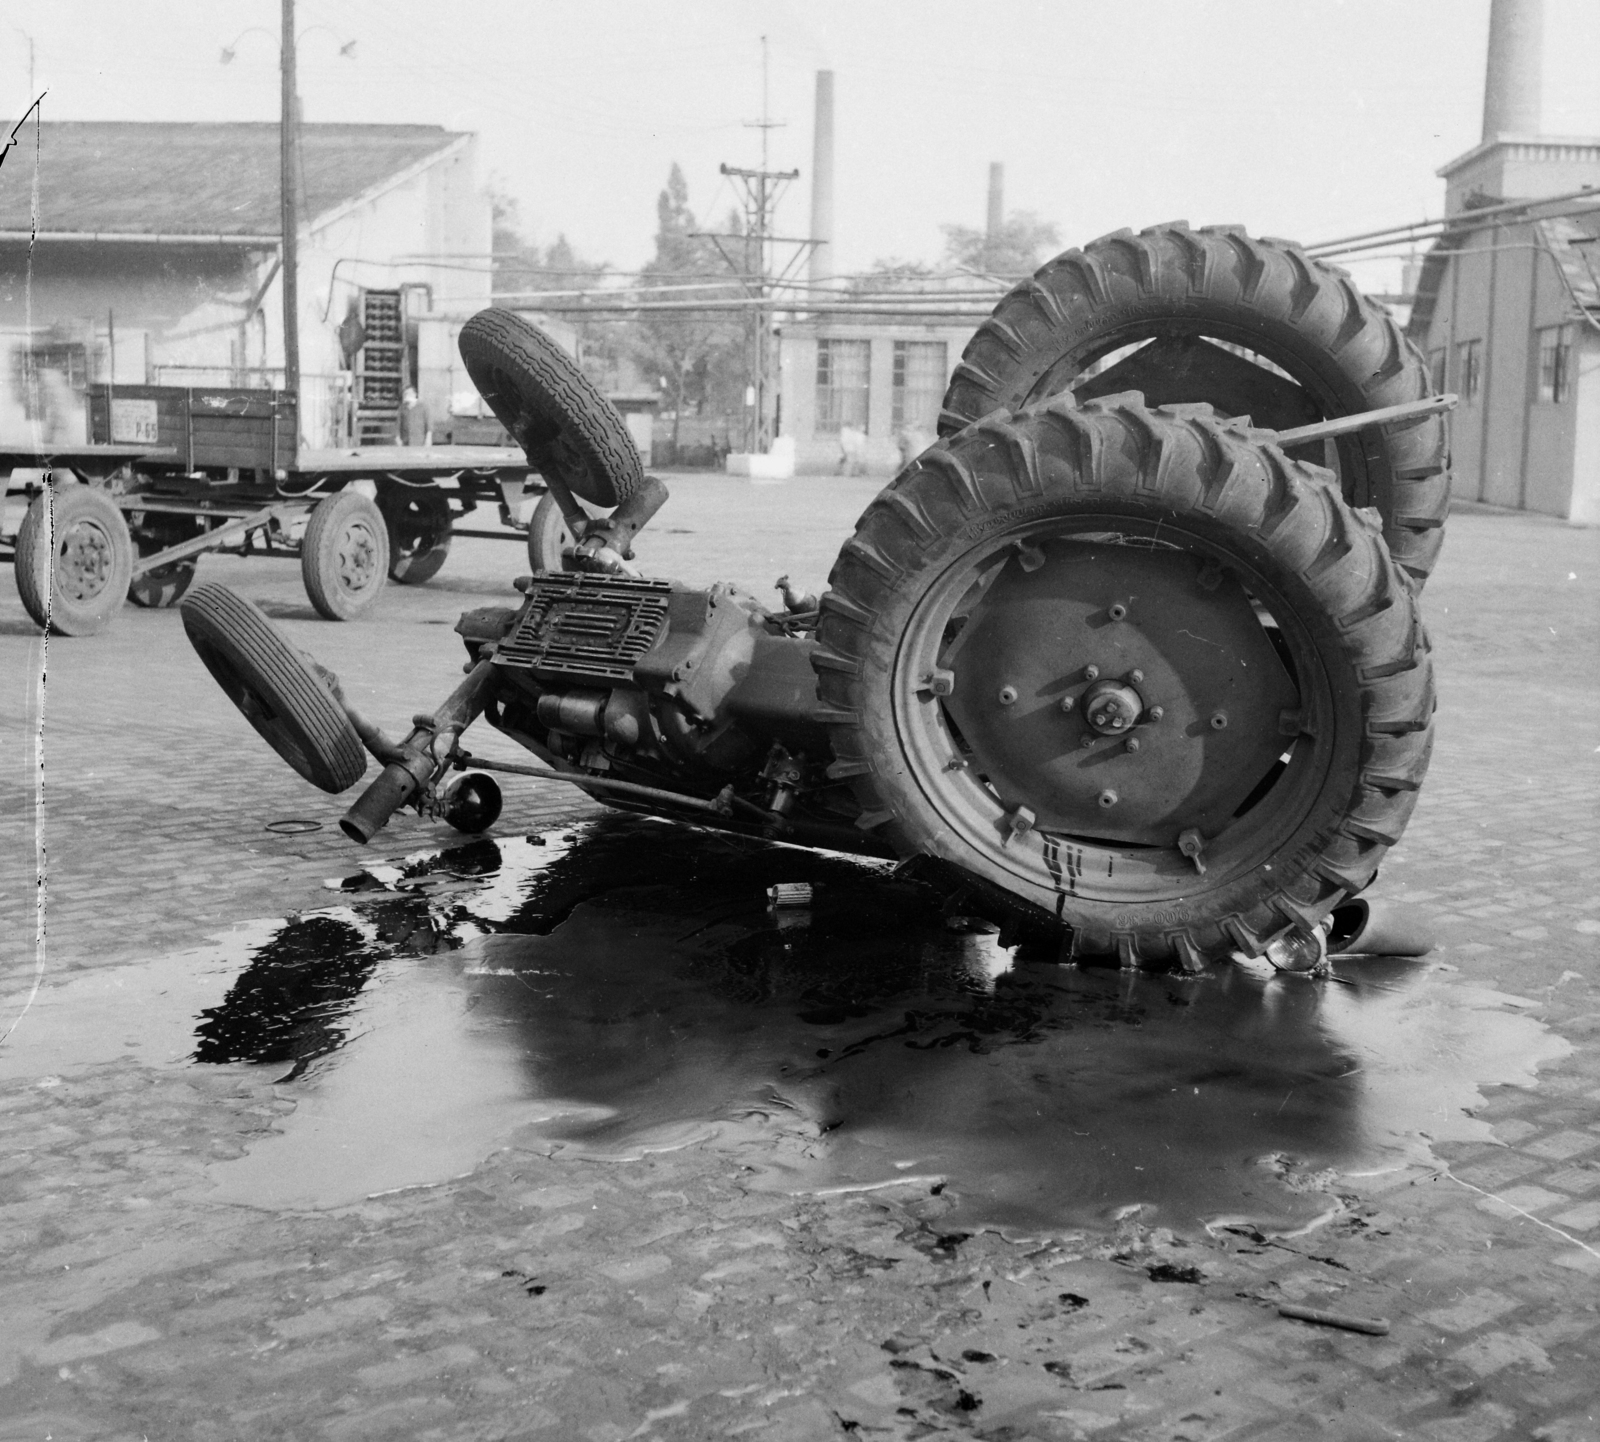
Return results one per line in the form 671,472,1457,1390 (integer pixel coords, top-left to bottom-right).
1,383,544,635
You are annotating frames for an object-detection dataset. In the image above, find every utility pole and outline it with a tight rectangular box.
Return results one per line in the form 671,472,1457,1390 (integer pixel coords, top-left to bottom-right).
280,0,301,407
701,37,802,454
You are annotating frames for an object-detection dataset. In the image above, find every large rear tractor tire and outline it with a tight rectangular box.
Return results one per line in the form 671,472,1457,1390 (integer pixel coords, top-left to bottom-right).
15,484,133,636
814,394,1434,968
301,490,389,621
458,308,642,509
180,582,368,793
941,224,1451,586
377,483,453,585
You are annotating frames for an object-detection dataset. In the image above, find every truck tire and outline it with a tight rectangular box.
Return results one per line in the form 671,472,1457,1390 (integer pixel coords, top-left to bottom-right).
127,513,197,609
15,484,133,636
180,582,368,793
458,308,642,508
301,490,389,621
941,224,1451,586
377,483,452,584
813,394,1434,969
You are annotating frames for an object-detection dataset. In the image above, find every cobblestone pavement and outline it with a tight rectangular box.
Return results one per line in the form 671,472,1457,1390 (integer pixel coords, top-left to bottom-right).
0,478,1596,1442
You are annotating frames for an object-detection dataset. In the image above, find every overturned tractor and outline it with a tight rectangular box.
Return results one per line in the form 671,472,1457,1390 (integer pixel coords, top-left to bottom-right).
182,225,1452,969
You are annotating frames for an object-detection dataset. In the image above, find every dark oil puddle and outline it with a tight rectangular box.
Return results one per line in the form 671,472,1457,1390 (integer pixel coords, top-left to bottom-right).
1,817,1567,1231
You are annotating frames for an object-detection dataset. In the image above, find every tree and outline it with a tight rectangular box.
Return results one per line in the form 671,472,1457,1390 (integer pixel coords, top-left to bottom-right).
488,187,620,381
847,258,935,295
630,165,744,451
941,211,1061,279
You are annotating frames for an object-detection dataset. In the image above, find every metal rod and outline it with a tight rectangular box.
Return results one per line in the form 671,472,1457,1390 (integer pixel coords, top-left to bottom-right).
1272,394,1458,447
126,503,287,578
460,754,732,816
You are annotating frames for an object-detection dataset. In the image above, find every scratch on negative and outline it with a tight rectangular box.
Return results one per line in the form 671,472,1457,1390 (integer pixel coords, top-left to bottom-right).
1176,629,1227,651
1442,1169,1600,1261
2,97,49,1048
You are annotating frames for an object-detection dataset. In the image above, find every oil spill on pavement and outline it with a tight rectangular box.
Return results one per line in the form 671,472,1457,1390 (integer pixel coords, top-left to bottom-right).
4,816,1569,1233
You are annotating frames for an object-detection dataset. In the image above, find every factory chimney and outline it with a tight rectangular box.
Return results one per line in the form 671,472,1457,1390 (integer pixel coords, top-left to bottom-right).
1481,0,1543,141
809,70,835,287
986,162,1004,241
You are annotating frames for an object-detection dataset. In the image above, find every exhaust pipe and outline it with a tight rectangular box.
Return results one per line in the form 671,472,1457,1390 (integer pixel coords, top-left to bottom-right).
1325,897,1435,958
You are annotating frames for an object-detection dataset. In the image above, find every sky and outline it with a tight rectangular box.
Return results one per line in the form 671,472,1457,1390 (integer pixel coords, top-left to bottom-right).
7,0,1600,293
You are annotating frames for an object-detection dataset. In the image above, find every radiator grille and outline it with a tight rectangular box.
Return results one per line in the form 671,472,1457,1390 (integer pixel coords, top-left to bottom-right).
494,573,671,683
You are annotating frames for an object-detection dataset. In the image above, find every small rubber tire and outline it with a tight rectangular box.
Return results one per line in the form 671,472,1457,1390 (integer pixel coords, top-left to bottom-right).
942,223,1451,586
127,513,198,609
301,490,390,621
377,483,453,585
458,308,642,508
180,581,368,793
14,484,133,636
814,393,1435,967
525,490,598,572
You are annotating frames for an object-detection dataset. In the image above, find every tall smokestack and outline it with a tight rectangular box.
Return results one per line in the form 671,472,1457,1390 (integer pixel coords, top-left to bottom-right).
1482,0,1543,141
986,162,1004,240
809,70,835,287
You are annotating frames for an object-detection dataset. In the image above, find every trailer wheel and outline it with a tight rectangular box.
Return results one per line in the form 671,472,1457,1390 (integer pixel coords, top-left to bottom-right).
301,490,389,620
14,484,133,635
458,308,642,508
377,483,452,584
813,394,1434,968
180,582,368,793
127,513,198,608
942,224,1451,585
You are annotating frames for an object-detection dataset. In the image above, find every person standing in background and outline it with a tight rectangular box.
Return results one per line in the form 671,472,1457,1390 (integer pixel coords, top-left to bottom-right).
400,385,431,446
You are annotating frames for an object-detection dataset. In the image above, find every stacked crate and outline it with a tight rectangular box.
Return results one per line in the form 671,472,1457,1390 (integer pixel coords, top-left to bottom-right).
354,290,404,446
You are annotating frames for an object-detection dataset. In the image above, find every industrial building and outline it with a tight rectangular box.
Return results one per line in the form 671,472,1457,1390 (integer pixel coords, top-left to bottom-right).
1406,0,1600,522
772,74,993,476
0,121,494,450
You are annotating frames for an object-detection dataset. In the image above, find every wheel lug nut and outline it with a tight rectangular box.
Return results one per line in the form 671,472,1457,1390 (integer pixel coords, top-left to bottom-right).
1098,789,1118,808
1210,711,1228,730
1108,603,1127,621
1129,669,1144,684
998,685,1018,706
1149,706,1164,722
1126,737,1140,753
1058,695,1075,713
1083,664,1100,681
1080,736,1096,749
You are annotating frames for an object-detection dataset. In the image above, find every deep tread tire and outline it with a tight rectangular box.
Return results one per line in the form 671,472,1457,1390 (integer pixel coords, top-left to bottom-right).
15,485,133,635
180,582,368,793
458,308,642,509
377,483,453,584
942,223,1451,586
814,394,1434,966
301,490,389,621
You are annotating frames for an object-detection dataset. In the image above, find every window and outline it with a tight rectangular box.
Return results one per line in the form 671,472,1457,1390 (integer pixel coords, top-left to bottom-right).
1537,325,1572,404
1455,339,1481,403
815,338,870,434
891,340,947,432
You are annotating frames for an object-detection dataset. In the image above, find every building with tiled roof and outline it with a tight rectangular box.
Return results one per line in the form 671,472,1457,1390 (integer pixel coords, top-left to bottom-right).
0,121,492,447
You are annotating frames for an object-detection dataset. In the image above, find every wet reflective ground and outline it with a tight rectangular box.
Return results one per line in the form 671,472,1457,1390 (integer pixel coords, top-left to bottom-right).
7,816,1567,1233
